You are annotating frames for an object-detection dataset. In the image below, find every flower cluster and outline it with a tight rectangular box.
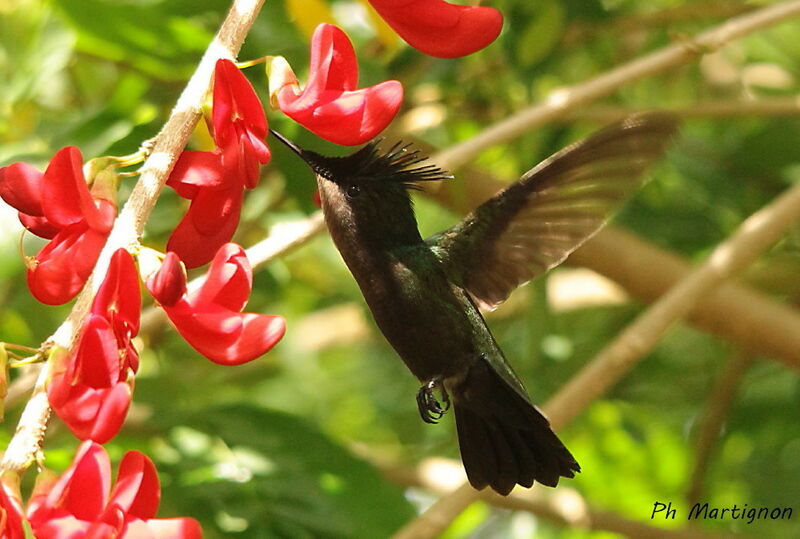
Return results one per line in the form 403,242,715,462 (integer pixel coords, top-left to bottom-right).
0,442,202,538
167,59,271,269
0,147,116,305
47,249,140,444
271,24,403,146
146,245,286,366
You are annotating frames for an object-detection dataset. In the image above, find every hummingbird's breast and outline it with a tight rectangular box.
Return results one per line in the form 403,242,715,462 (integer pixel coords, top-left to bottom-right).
341,241,486,382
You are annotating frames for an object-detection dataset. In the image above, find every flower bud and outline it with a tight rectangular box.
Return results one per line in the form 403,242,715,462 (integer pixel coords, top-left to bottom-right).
145,252,187,307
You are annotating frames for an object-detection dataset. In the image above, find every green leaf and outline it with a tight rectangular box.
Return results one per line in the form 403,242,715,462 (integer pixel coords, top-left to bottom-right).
516,0,565,67
157,404,415,538
52,0,211,80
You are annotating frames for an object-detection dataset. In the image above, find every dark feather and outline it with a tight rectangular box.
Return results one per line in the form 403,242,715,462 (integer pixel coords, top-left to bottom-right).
274,134,454,187
430,112,679,310
453,356,580,494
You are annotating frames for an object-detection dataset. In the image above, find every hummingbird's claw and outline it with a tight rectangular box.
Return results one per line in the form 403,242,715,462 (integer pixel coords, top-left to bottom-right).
416,377,451,424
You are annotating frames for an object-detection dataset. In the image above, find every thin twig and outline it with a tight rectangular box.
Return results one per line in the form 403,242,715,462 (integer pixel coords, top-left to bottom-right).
382,458,745,539
546,180,800,429
428,0,800,174
139,212,326,335
563,1,756,46
0,0,266,475
686,352,753,507
570,228,800,369
564,98,800,123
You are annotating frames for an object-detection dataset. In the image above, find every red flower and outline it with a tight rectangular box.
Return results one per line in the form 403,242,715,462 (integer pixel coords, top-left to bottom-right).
0,147,116,304
0,475,25,539
27,441,202,539
146,244,285,365
48,249,141,443
275,24,403,146
367,0,503,58
213,58,271,190
167,59,270,269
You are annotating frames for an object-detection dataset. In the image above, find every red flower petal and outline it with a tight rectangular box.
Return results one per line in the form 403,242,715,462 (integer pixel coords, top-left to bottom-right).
211,59,271,188
167,186,243,269
28,443,202,539
87,383,134,443
93,249,141,335
212,59,268,148
29,442,110,523
158,244,286,365
146,252,187,307
18,213,60,239
143,517,204,539
49,381,133,443
368,0,503,58
27,223,109,305
68,315,121,388
29,516,94,539
0,477,25,539
277,24,403,145
108,452,160,520
42,147,111,232
167,304,286,365
167,150,225,198
189,243,251,312
219,135,264,190
0,161,46,217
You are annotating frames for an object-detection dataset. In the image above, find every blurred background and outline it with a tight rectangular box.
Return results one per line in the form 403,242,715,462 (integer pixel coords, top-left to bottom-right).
2,0,800,537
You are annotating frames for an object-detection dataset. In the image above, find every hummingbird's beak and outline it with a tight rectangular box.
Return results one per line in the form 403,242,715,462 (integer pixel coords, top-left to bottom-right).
269,130,306,160
270,130,335,182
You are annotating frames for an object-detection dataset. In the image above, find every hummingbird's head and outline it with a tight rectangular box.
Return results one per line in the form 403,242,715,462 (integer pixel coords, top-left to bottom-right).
271,130,452,245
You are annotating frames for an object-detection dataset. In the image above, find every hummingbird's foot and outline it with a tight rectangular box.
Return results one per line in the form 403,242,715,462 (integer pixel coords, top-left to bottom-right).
416,377,451,424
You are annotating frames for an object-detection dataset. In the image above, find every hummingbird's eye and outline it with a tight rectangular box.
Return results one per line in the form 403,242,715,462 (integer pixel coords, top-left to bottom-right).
345,184,361,199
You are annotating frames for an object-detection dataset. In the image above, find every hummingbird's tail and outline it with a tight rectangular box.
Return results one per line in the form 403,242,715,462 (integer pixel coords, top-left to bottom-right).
452,360,580,495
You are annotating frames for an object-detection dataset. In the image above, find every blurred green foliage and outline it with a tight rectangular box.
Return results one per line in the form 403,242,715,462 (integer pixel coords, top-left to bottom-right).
1,0,800,537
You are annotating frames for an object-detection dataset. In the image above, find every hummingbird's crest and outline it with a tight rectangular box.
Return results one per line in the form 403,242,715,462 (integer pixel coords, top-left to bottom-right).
270,130,452,188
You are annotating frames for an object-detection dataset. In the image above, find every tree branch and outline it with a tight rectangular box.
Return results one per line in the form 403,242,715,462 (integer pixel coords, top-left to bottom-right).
383,458,743,539
563,1,756,46
428,0,800,173
563,99,800,123
0,0,266,475
139,212,326,335
570,228,800,369
686,352,753,507
546,179,800,429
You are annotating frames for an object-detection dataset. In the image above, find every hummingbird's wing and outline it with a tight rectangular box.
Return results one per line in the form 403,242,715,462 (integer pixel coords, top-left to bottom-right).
429,113,678,310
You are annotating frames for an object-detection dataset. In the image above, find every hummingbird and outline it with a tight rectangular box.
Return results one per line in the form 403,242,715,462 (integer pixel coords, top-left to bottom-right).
271,113,677,495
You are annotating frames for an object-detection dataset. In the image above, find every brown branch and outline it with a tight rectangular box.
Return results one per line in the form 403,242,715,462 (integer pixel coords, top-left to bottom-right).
686,352,753,507
383,458,744,539
564,98,800,123
563,2,756,46
570,228,800,369
428,0,800,174
546,179,800,428
139,211,326,336
0,0,266,475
